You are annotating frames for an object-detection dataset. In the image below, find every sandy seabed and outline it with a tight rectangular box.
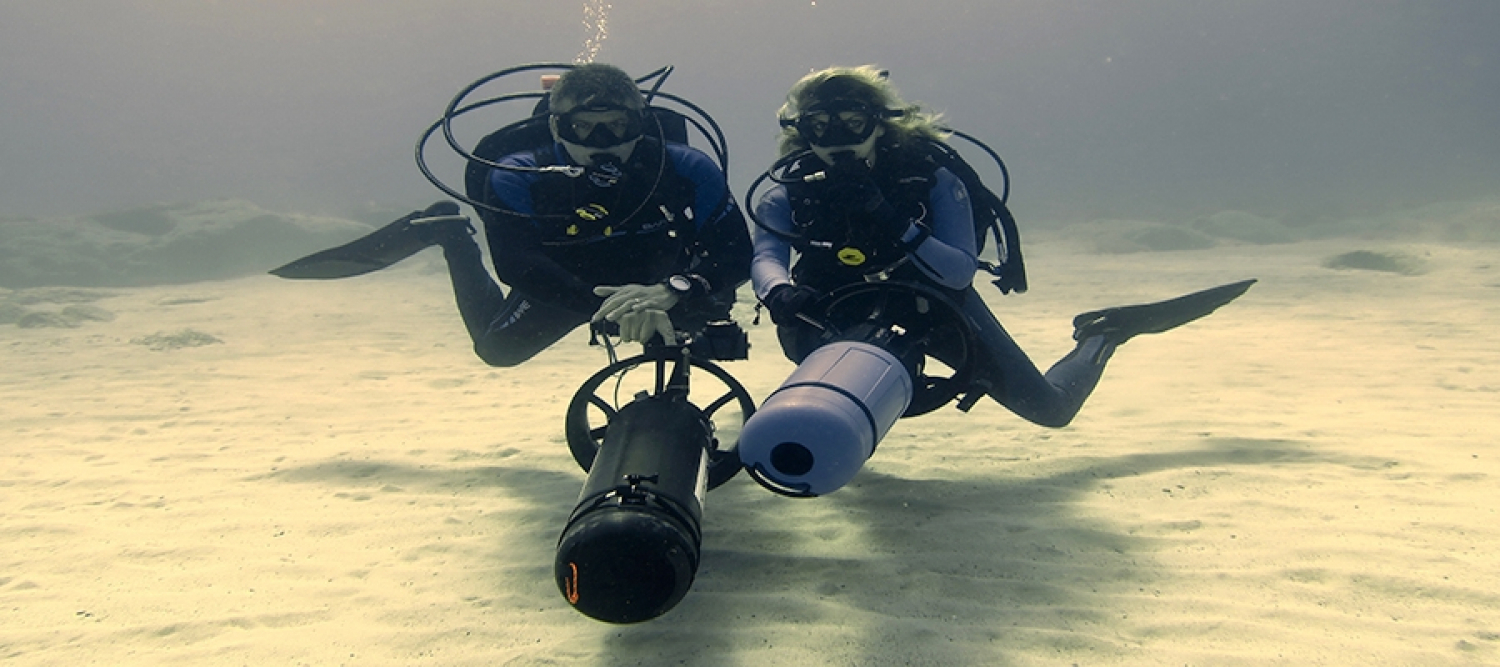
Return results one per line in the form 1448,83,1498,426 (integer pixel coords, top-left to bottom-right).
4,237,1498,666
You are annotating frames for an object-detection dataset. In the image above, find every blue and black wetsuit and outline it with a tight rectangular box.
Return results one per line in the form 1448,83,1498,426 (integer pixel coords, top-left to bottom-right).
751,144,1113,427
441,137,750,367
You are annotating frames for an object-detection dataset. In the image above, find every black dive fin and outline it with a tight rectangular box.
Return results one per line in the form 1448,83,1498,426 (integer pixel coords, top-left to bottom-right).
1072,278,1256,344
269,202,462,280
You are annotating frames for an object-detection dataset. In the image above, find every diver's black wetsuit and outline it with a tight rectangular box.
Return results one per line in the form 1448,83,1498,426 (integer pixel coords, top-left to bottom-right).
752,147,1109,427
441,137,750,367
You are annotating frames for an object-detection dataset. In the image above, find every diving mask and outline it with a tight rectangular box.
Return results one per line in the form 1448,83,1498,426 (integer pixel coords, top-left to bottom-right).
784,101,899,148
554,105,646,149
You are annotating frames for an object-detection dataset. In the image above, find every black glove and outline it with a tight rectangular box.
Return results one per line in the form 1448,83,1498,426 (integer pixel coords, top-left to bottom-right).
821,160,909,245
762,283,822,326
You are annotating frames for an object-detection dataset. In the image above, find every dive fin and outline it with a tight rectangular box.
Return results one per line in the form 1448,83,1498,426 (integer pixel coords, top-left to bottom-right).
1072,278,1256,344
269,201,465,280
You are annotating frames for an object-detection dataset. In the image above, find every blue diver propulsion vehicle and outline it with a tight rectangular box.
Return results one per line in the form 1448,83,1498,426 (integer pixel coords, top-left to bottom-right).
738,281,982,498
414,63,750,624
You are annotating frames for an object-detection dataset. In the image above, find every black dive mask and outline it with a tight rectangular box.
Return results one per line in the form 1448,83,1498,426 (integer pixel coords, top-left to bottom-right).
554,106,645,149
783,100,897,148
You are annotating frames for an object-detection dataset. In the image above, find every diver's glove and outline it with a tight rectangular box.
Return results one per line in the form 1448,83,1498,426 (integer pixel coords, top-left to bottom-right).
762,283,822,326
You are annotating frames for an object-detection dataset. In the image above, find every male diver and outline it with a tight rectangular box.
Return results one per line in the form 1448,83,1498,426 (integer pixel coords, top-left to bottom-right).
274,64,751,365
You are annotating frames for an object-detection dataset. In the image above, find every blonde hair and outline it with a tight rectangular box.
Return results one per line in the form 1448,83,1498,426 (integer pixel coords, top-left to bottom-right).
775,65,948,157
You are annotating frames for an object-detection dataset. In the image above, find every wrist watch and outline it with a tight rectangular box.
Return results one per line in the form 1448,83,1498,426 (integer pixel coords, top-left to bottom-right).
666,274,695,298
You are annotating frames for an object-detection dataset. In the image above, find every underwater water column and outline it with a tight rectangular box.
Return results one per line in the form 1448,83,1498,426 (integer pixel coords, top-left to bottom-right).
577,1,611,63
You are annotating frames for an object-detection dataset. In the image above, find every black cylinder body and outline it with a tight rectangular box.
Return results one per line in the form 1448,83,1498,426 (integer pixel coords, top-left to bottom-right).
555,396,710,623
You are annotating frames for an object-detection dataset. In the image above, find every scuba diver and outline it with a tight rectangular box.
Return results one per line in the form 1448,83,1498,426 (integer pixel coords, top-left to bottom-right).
749,65,1254,430
275,63,756,623
273,63,751,365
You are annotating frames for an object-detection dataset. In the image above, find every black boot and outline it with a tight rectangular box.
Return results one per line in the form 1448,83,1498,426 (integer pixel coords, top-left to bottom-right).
1072,279,1256,345
270,201,474,280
